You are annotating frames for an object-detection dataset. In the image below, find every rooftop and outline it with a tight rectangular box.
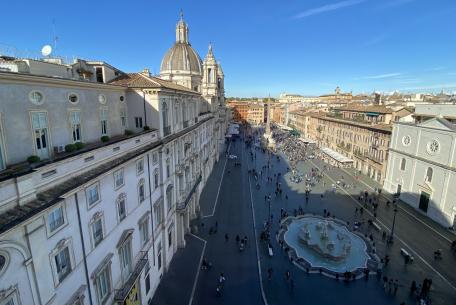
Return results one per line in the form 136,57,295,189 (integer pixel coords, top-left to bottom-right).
109,72,199,94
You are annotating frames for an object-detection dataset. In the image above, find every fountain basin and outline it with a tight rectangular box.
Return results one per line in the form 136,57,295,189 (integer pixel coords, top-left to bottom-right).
282,215,375,275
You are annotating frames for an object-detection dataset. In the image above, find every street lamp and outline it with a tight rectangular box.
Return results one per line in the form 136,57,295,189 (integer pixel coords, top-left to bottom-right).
388,207,398,244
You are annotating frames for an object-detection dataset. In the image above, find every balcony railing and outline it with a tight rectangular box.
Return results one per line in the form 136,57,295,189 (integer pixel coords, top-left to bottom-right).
114,251,148,302
164,126,171,136
177,175,202,211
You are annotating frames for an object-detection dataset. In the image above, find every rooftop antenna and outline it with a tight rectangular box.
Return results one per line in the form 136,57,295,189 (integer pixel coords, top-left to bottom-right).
52,19,59,55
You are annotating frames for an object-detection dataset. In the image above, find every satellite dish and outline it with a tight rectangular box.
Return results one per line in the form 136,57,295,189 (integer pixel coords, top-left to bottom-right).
41,45,52,57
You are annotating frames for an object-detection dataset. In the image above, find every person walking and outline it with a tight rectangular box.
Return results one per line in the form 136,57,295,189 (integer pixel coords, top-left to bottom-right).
225,233,229,242
267,267,273,280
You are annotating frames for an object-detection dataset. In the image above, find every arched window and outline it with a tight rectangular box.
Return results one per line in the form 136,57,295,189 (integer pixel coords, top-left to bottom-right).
166,185,173,211
154,169,159,189
400,158,406,171
138,178,145,203
425,167,433,183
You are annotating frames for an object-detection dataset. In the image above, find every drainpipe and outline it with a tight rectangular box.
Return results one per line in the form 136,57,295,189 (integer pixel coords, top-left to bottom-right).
146,153,156,265
143,90,148,127
75,192,94,305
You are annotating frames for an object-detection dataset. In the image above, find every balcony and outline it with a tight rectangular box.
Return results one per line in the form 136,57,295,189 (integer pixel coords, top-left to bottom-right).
177,175,202,211
164,126,171,136
114,251,148,302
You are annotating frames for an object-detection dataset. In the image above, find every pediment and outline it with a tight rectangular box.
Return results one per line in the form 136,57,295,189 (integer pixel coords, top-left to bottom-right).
418,117,456,131
417,181,433,193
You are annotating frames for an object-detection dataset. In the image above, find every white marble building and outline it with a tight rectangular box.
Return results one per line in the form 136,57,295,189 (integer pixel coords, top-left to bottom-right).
0,13,228,305
384,116,456,228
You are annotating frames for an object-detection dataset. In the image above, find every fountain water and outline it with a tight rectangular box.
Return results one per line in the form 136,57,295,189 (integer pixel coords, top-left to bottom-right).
282,215,373,274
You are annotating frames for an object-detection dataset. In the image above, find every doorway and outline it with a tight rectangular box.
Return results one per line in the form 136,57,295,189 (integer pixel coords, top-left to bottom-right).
418,192,430,213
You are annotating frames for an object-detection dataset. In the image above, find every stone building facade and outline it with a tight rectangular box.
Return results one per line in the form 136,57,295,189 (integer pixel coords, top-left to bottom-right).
0,14,227,305
289,110,392,183
384,117,456,228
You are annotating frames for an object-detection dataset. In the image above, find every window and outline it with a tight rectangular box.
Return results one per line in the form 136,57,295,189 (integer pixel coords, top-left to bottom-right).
31,112,49,160
48,205,65,233
138,179,146,203
166,185,173,211
425,167,433,183
119,240,132,281
145,273,151,294
162,102,169,134
114,169,124,189
86,183,100,207
95,67,104,83
157,242,162,270
152,152,158,164
91,217,104,247
70,111,82,142
139,216,149,246
95,265,111,304
100,108,108,136
154,200,164,227
120,108,127,128
400,158,406,171
136,159,144,175
68,93,79,104
154,169,159,189
135,117,143,128
166,158,170,178
168,226,173,248
117,193,127,221
54,246,72,283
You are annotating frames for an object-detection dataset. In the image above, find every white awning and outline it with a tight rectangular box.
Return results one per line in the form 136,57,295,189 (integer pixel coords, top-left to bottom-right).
298,137,316,144
321,147,353,163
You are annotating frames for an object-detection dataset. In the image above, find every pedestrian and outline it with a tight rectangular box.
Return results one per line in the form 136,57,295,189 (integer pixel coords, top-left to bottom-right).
219,272,226,284
393,279,399,295
236,235,240,243
410,280,417,295
267,267,273,280
285,270,291,281
225,233,229,242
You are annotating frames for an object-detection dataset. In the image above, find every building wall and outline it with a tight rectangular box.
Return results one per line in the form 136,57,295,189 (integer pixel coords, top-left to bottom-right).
0,75,126,165
290,111,391,183
0,76,226,305
384,121,456,227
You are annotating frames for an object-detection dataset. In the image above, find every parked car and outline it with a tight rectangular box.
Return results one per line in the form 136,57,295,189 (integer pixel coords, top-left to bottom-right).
228,154,238,159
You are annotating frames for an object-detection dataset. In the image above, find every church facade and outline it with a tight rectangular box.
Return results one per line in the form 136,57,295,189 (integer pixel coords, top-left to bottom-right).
0,14,227,305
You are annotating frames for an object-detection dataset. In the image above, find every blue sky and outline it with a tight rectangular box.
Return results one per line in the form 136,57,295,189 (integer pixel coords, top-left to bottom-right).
1,0,456,97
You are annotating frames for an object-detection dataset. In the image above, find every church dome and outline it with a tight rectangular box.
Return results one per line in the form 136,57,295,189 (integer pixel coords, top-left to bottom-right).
160,13,202,76
160,43,202,75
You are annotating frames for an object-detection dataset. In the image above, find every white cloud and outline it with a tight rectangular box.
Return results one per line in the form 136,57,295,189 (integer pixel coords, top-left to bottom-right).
363,72,403,79
293,0,366,19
